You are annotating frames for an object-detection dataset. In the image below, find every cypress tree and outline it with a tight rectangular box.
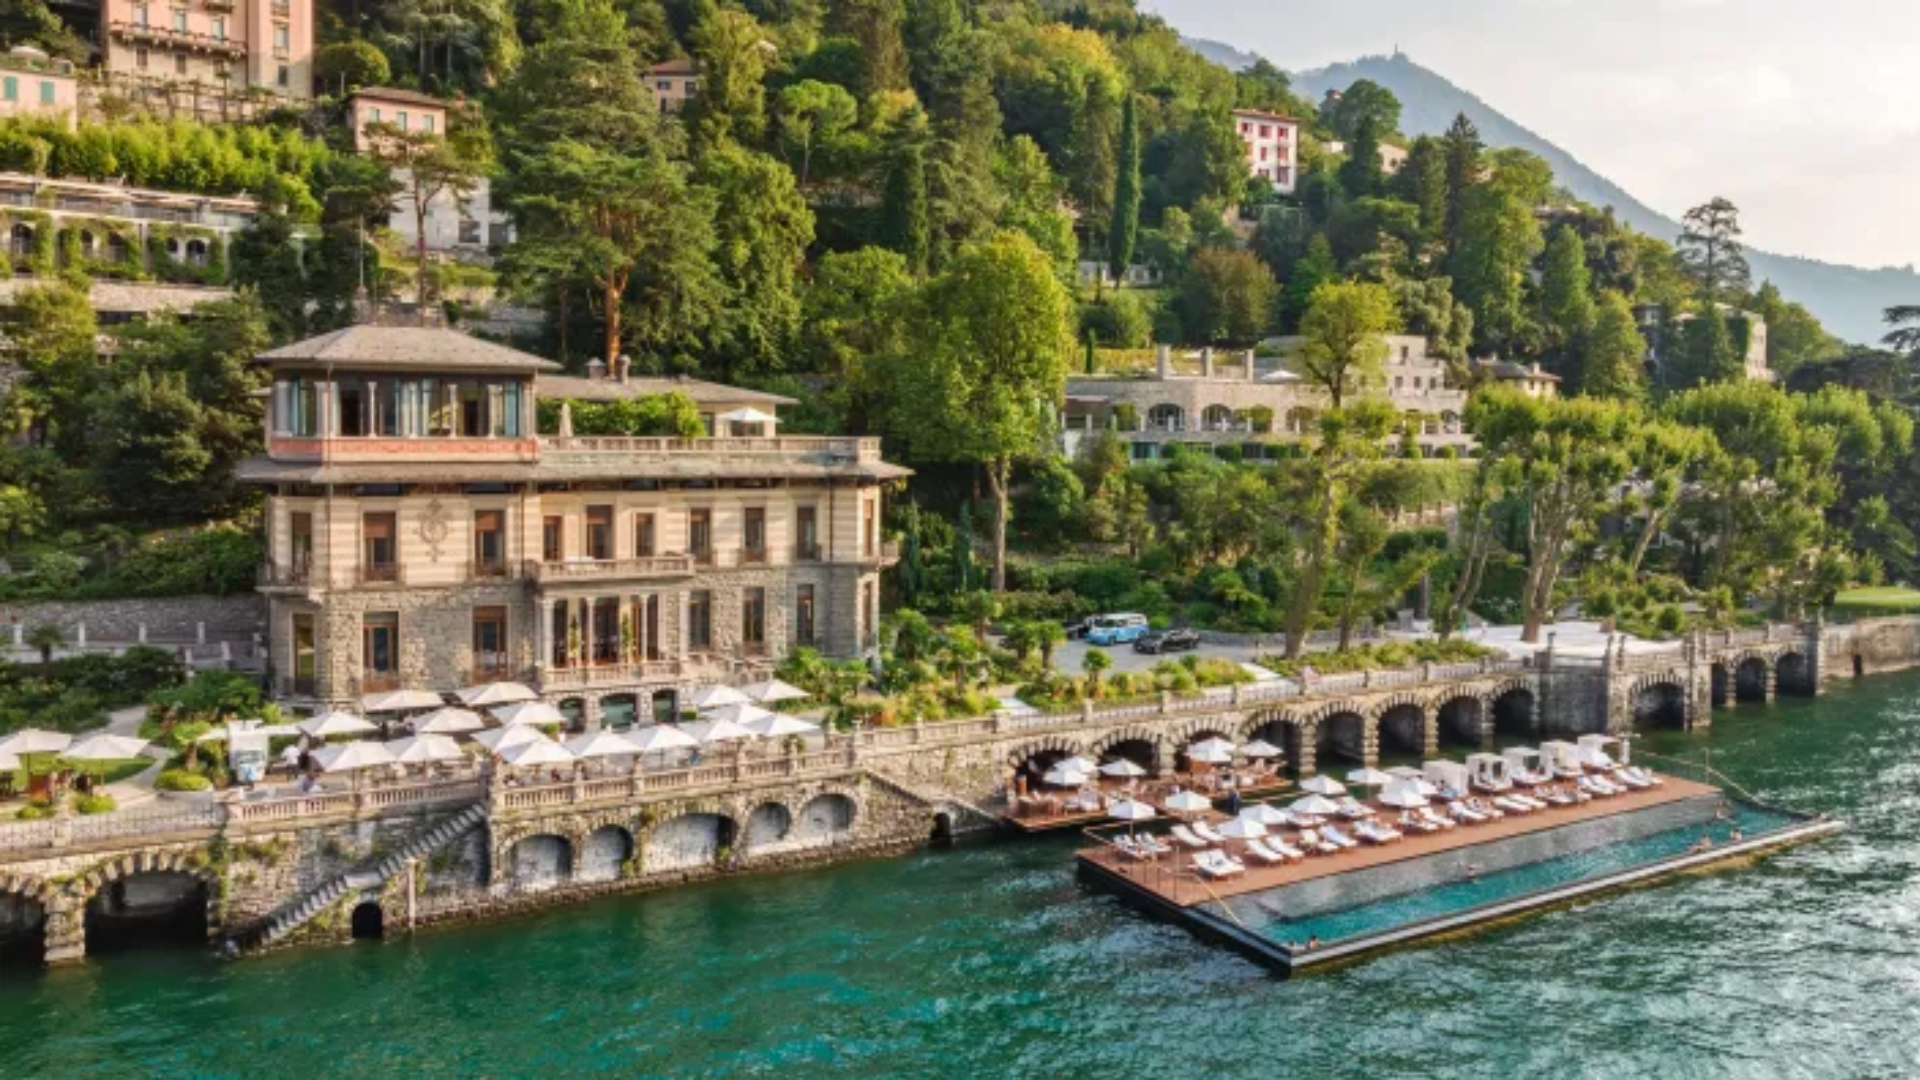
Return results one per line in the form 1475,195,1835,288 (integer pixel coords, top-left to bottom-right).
1106,93,1141,283
879,115,930,275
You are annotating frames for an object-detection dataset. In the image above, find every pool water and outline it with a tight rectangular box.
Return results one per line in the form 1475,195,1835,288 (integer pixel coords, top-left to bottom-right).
1249,802,1800,946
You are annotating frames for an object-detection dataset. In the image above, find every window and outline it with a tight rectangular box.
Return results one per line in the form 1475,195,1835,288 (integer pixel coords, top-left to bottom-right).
643,595,662,660
1259,145,1269,161
1,77,14,101
174,53,187,75
585,505,613,560
549,604,569,667
172,8,187,32
743,507,766,562
458,381,486,435
458,217,481,245
136,47,149,69
542,515,563,562
367,106,381,123
1259,124,1271,138
211,16,225,39
33,79,52,104
134,3,149,25
688,590,712,650
290,512,313,576
634,512,655,558
688,509,711,562
362,513,398,581
795,506,818,560
657,80,671,91
742,588,766,653
291,614,316,694
396,109,409,131
863,499,878,558
274,22,289,56
363,613,399,681
473,510,504,574
591,600,619,663
336,378,367,437
795,584,816,646
472,606,507,677
276,64,290,88
422,114,435,134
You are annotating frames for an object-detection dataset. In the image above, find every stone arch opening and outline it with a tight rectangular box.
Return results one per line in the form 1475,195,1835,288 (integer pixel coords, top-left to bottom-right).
0,889,46,965
350,900,384,940
930,812,954,845
1100,739,1157,776
579,825,634,883
1710,664,1730,707
1735,657,1770,702
9,222,33,254
1853,654,1865,678
1634,682,1689,729
185,238,209,266
794,794,856,847
83,872,209,955
1376,704,1426,761
1148,403,1184,432
1315,711,1367,765
1492,688,1536,739
1012,744,1078,790
600,693,639,730
558,697,587,733
507,834,573,893
651,689,680,724
1436,696,1483,749
1174,729,1235,772
1247,715,1303,775
742,802,794,851
646,812,737,871
1201,404,1235,431
1776,653,1815,696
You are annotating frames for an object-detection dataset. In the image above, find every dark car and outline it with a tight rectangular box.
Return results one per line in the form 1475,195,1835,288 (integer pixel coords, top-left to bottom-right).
1134,628,1201,654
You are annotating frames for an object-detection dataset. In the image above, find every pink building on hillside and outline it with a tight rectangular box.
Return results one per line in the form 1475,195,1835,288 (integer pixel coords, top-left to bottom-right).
1232,108,1300,195
0,47,79,129
97,0,312,112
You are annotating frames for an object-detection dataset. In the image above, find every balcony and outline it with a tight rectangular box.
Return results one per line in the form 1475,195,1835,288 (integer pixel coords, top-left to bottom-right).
794,541,822,562
741,547,769,566
358,671,402,694
524,555,696,584
109,21,248,56
258,560,314,589
538,435,885,464
359,563,403,586
539,658,684,692
471,559,513,581
861,539,902,567
203,0,234,10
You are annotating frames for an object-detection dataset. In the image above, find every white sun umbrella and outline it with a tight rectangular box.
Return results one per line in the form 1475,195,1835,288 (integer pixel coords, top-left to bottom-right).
1099,759,1148,779
1042,764,1091,788
1378,780,1431,809
718,406,780,426
687,684,751,710
1347,767,1396,788
384,733,466,765
313,740,397,773
0,728,73,755
564,729,640,760
625,724,699,754
360,688,444,714
1239,803,1291,826
498,738,575,769
492,700,567,727
298,711,377,739
1164,791,1213,814
1216,817,1269,841
1411,777,1441,798
1108,798,1157,822
1289,793,1343,816
196,719,302,743
701,702,774,727
411,707,487,735
0,749,18,772
63,734,151,762
1061,755,1099,775
681,717,757,744
1188,745,1233,766
456,681,538,708
742,712,821,739
1385,765,1425,780
1240,739,1283,759
1189,737,1237,759
1299,775,1347,797
472,725,552,752
741,678,810,704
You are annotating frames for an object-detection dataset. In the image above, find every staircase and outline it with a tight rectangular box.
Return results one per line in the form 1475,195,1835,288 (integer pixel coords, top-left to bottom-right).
865,770,998,834
246,803,487,951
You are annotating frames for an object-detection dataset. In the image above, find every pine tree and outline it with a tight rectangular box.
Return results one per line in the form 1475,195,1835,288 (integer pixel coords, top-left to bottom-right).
1337,114,1384,199
1106,93,1141,284
879,110,931,275
1441,112,1483,256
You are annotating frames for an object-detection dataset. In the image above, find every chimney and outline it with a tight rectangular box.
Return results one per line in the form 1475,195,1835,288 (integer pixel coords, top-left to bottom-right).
587,358,608,381
1155,345,1170,379
1201,347,1214,378
615,353,631,384
1245,349,1258,382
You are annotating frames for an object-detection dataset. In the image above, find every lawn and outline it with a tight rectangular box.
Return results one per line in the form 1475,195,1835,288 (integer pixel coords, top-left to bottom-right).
1833,587,1920,612
5,756,151,792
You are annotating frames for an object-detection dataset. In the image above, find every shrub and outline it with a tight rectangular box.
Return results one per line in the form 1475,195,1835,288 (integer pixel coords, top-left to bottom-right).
73,792,116,815
15,799,53,820
148,670,265,724
155,768,213,792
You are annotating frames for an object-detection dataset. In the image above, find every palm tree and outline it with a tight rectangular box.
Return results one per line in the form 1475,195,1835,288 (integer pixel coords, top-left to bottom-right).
25,624,64,672
937,628,982,694
1883,305,1920,355
1082,647,1112,699
1035,622,1067,670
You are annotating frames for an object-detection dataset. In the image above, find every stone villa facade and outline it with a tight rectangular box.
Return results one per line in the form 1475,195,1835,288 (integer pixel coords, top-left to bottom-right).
238,323,905,726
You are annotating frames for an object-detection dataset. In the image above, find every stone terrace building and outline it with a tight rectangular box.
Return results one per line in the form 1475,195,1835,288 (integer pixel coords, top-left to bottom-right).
1062,335,1473,462
239,324,906,727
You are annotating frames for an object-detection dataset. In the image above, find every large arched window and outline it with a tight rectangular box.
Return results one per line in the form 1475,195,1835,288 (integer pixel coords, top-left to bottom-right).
1147,404,1184,432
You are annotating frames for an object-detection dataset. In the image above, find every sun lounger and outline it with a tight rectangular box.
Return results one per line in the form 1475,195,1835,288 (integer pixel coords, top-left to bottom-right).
1296,829,1340,856
1509,793,1548,811
1336,796,1374,819
1193,850,1246,879
1244,840,1287,865
1576,775,1614,798
1447,803,1486,825
1170,824,1208,848
1622,766,1662,788
1193,821,1228,844
1613,769,1651,790
1353,820,1402,844
1320,825,1360,850
1492,796,1532,816
1398,811,1440,835
1140,834,1174,856
1268,839,1306,861
1417,806,1459,830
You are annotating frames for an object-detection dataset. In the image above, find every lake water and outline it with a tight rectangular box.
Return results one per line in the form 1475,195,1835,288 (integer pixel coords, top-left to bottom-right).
1,673,1916,1079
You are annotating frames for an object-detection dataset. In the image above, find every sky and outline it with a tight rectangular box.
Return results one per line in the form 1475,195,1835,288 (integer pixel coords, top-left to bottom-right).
1145,0,1920,270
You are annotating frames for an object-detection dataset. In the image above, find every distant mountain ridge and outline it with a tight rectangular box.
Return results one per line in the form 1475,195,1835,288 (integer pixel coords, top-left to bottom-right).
1185,40,1913,345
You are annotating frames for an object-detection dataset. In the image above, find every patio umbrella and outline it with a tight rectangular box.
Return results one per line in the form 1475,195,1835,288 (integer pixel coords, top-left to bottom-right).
1164,791,1213,814
687,684,751,710
1189,737,1237,759
1216,817,1268,841
742,713,821,739
1042,765,1091,788
1239,804,1291,826
1108,798,1157,822
1061,755,1099,774
0,750,18,772
564,729,640,760
456,682,538,708
1188,745,1233,766
1240,739,1283,759
700,702,774,727
493,701,566,727
1346,767,1396,788
718,406,780,426
361,689,444,714
1099,759,1148,779
412,707,487,735
626,724,699,754
1385,765,1425,780
1410,777,1441,798
742,679,810,704
313,741,397,773
383,734,466,765
198,720,303,742
0,729,73,755
498,738,576,769
298,711,377,739
1378,780,1430,809
681,717,757,744
472,725,552,752
63,734,150,762
1299,775,1347,796
1289,794,1342,816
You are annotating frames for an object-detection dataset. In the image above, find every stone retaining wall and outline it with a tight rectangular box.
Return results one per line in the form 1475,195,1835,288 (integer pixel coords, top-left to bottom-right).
0,595,266,643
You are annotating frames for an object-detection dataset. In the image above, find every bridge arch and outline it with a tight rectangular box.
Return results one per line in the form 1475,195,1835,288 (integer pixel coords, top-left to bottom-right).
1373,695,1430,760
1005,736,1083,774
578,824,635,883
742,801,795,852
74,854,223,957
644,811,739,873
1734,656,1771,702
1435,693,1486,749
0,873,53,965
1303,702,1371,767
1241,710,1307,776
1775,651,1815,696
506,833,574,893
1630,677,1690,729
1090,726,1166,775
1488,680,1537,739
792,792,857,847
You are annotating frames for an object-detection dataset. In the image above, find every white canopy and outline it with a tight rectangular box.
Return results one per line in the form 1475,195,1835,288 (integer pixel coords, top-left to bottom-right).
411,707,488,735
1107,798,1157,822
498,738,576,768
742,679,810,703
492,701,567,728
1385,765,1425,779
1042,765,1091,788
0,750,17,772
472,725,553,752
1239,804,1291,826
1061,755,1099,775
687,684,752,710
198,720,302,742
383,734,466,764
0,728,73,755
456,682,538,708
298,711,377,739
681,717,757,744
1164,791,1213,813
718,406,780,425
1216,817,1268,840
1299,775,1347,796
1289,794,1343,816
742,713,821,739
626,724,700,754
313,741,397,773
564,729,640,760
1099,759,1148,778
1378,780,1430,809
1188,737,1237,758
1188,745,1233,766
360,689,445,713
1240,739,1283,759
1346,767,1396,787
701,702,774,727
62,734,150,762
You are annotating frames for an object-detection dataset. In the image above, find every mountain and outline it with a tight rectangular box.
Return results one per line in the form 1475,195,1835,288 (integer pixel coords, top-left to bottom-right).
1187,42,1914,345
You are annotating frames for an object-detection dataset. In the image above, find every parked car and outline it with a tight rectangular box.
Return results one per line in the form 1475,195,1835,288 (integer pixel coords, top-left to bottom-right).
1062,617,1090,640
1085,613,1150,646
1134,628,1201,654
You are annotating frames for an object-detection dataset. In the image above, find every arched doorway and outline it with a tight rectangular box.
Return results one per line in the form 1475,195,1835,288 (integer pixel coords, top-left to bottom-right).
0,890,46,965
742,802,793,852
508,834,573,893
1734,658,1770,702
1634,682,1688,729
1492,688,1536,739
646,813,737,871
1246,715,1302,775
1436,696,1483,749
579,825,634,882
1376,704,1426,761
350,901,384,940
1710,664,1730,707
651,689,680,725
558,697,587,733
83,872,209,955
1148,403,1185,432
1316,712,1367,766
600,693,638,730
1098,739,1157,776
1776,653,1815,696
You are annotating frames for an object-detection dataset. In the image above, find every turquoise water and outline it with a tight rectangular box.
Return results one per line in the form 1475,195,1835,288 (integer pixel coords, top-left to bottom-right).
1253,802,1797,946
0,673,1916,1078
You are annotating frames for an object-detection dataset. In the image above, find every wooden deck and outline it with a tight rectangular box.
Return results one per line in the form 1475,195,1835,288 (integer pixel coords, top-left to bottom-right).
1077,774,1721,908
1001,773,1294,833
